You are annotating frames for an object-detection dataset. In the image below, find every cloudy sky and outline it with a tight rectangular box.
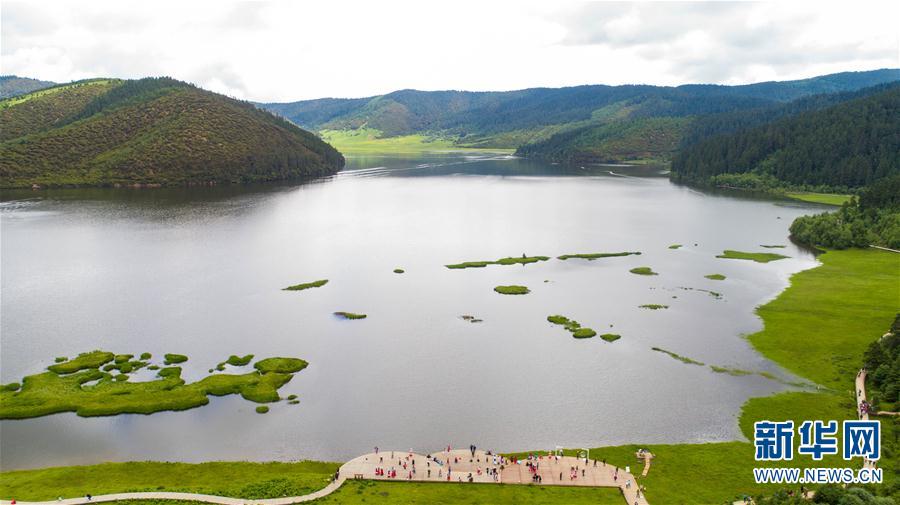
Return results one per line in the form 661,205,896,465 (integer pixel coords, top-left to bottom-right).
2,0,898,102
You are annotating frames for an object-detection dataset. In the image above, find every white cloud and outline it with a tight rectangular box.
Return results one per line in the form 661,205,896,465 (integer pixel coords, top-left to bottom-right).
1,0,897,102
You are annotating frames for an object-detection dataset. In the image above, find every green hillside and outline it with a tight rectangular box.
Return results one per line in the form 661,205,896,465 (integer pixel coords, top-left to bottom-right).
515,117,691,163
0,77,344,188
261,69,899,163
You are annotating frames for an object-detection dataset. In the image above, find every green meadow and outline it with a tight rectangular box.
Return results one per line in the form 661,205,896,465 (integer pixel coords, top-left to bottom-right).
320,128,513,154
785,192,854,206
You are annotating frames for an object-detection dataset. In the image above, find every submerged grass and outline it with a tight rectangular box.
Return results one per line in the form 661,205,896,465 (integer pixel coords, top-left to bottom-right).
556,251,641,260
716,250,788,263
283,279,328,291
704,274,726,280
639,304,669,310
446,256,550,269
651,347,705,366
494,285,530,295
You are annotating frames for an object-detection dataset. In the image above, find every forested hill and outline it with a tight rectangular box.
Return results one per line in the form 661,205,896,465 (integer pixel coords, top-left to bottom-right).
0,75,56,99
0,77,344,188
670,84,900,191
261,68,899,162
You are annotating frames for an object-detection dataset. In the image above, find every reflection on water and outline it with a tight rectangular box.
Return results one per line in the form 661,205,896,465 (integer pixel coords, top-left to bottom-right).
1,154,822,469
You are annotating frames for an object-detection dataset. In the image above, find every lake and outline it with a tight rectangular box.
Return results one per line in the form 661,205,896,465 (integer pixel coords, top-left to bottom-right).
0,153,824,469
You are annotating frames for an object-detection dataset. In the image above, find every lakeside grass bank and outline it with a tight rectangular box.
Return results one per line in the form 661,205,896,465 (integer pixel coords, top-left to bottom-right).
0,461,338,500
785,192,853,206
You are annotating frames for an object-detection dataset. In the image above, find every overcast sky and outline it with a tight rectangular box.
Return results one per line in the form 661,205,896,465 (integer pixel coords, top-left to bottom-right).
2,1,898,102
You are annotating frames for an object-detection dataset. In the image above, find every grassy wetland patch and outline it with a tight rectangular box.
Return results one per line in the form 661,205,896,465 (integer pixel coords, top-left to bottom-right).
494,285,530,295
639,304,669,310
446,256,550,269
668,244,682,249
556,251,641,260
0,353,307,419
629,266,658,275
704,273,726,280
547,315,598,339
599,333,621,342
163,353,188,365
716,250,788,263
334,311,367,320
283,279,329,291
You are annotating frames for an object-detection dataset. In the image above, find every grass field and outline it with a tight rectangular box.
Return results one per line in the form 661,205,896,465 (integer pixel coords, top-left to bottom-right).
750,248,899,389
320,129,513,154
314,480,626,504
785,192,854,206
0,461,338,500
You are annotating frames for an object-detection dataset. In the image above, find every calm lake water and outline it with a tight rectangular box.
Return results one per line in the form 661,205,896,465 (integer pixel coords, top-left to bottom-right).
1,154,826,470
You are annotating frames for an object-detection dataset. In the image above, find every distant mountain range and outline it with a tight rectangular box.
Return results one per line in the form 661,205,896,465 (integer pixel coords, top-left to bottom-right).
262,69,900,165
3,69,897,190
0,77,344,188
0,76,56,99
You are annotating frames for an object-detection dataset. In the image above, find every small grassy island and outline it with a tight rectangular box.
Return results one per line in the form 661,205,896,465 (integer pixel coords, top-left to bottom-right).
445,256,550,269
599,333,621,342
283,279,329,291
163,353,188,365
668,244,682,249
214,354,254,370
547,315,598,339
393,268,405,274
334,311,367,320
494,285,530,295
629,266,658,275
556,251,641,260
0,351,308,420
639,304,669,310
716,250,788,263
704,273,726,280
